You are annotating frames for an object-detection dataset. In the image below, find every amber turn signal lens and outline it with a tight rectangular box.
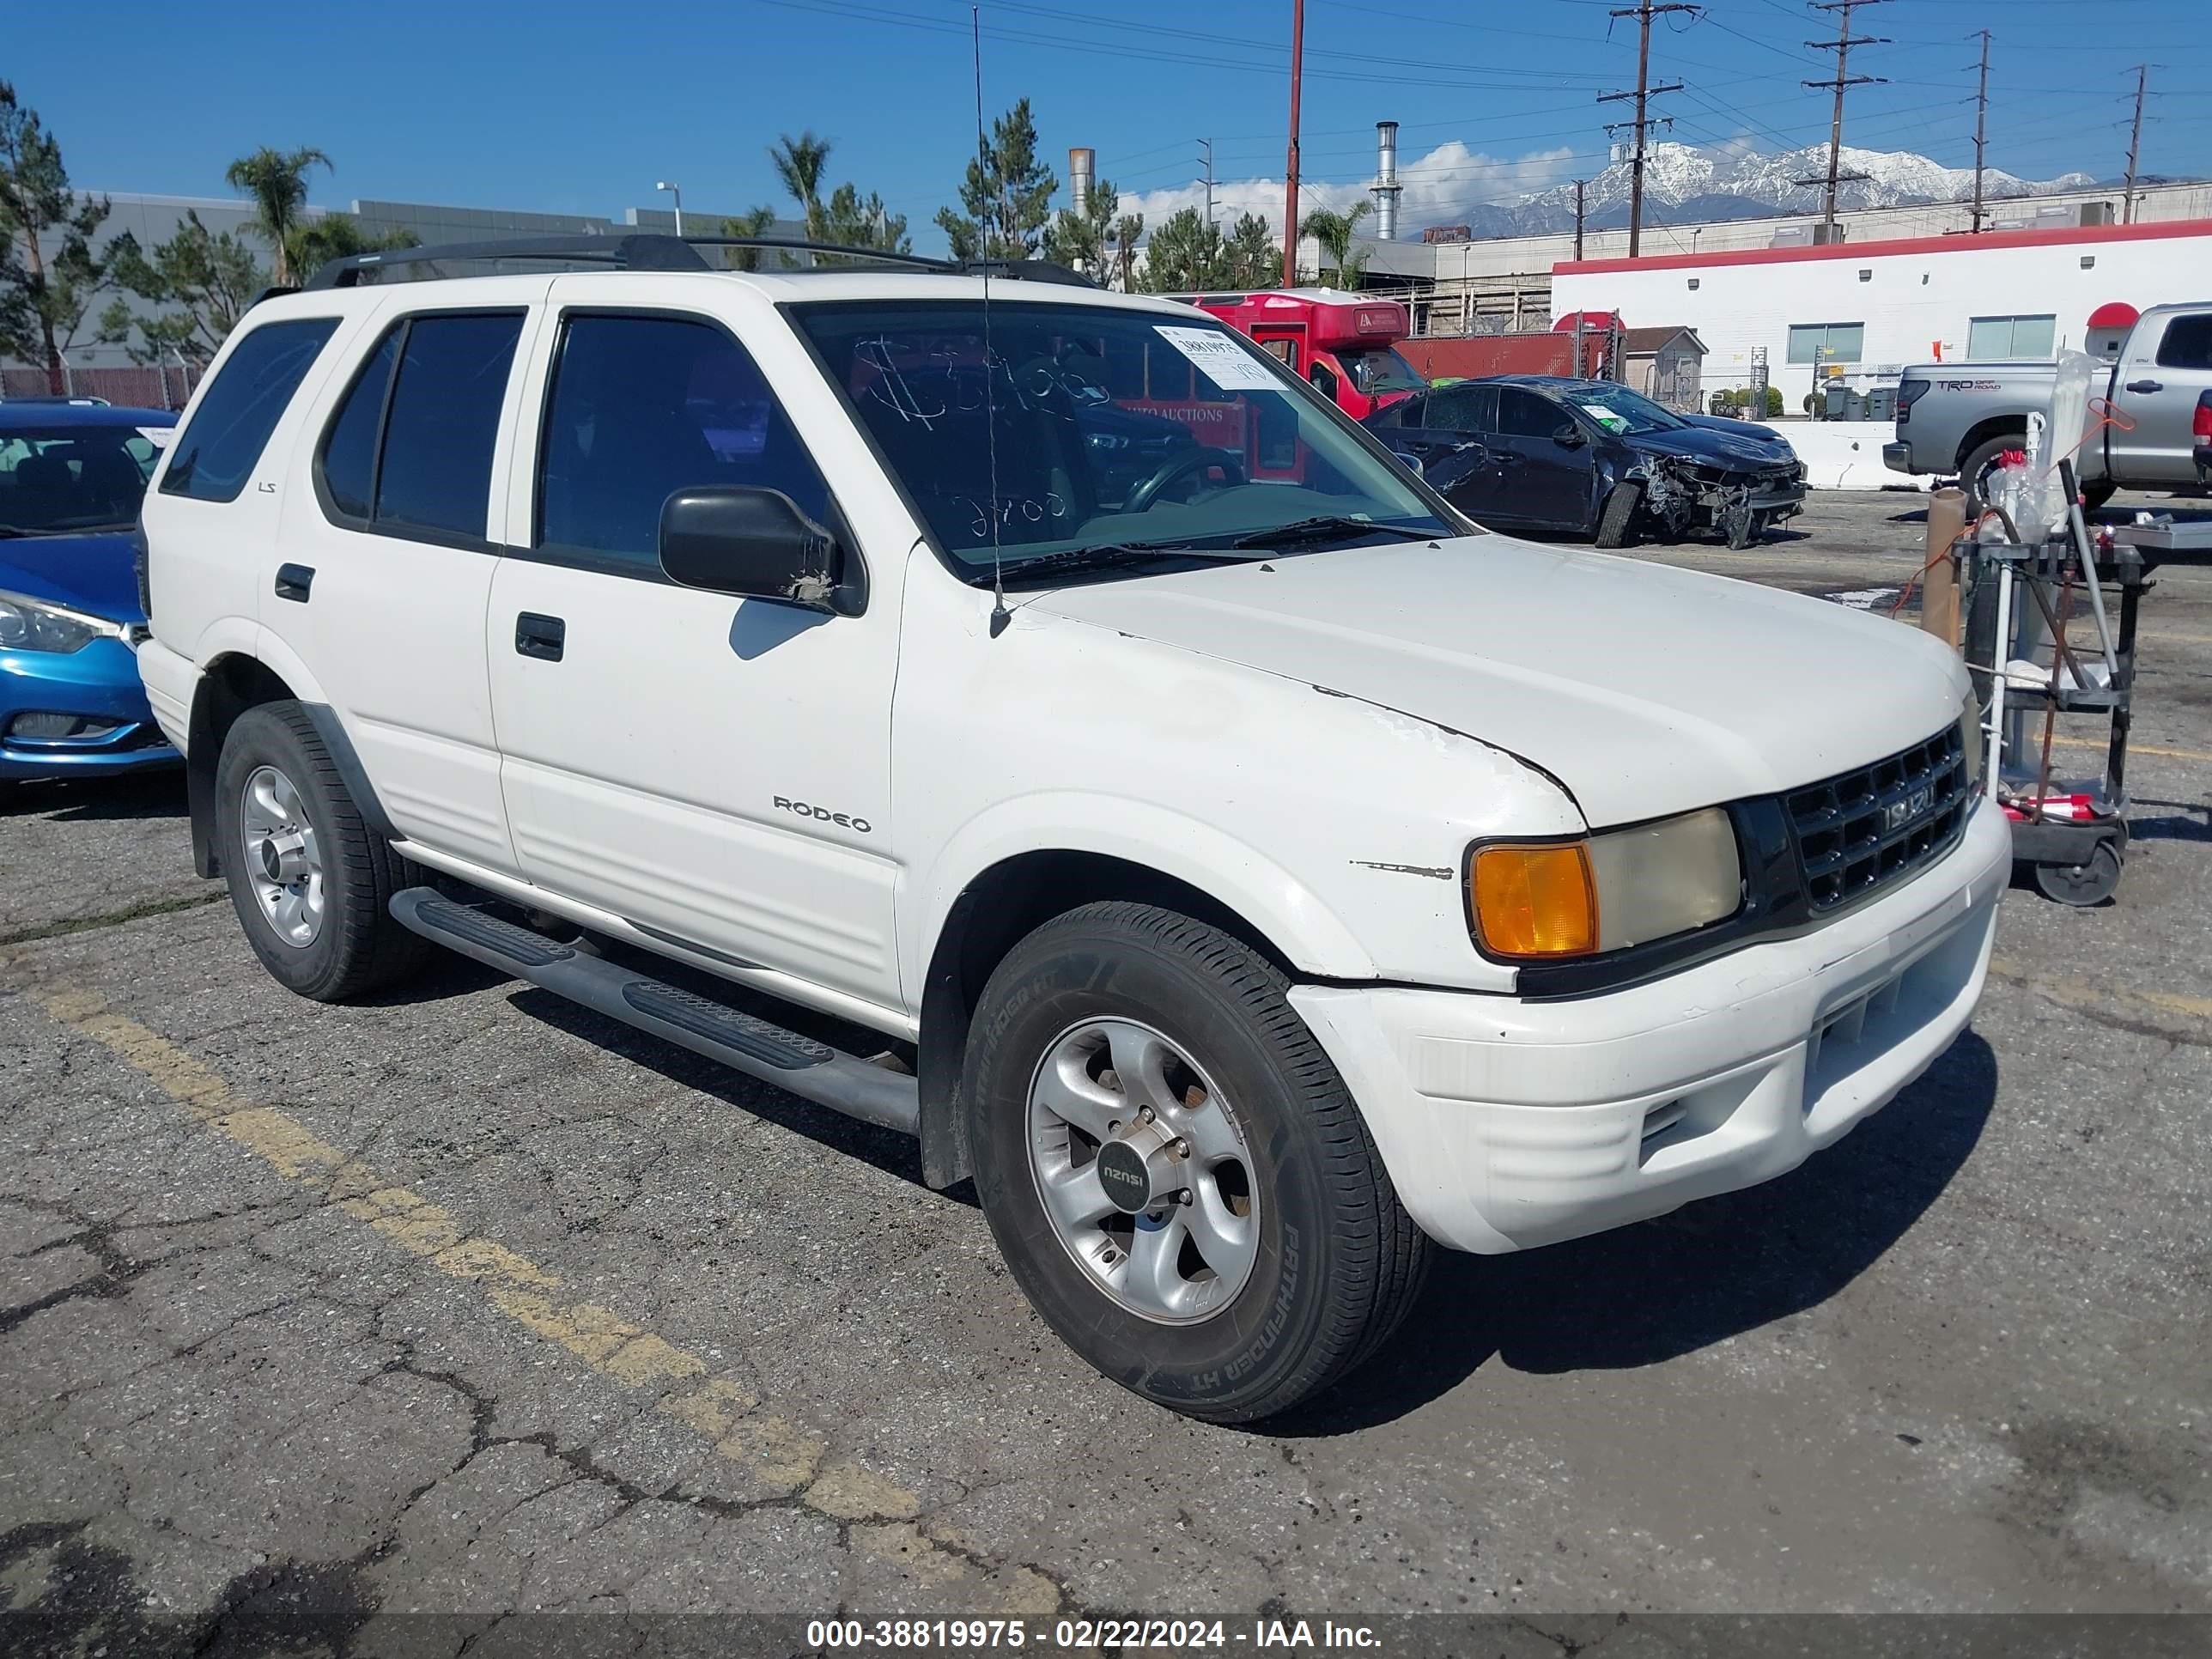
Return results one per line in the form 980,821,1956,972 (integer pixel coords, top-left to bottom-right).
1471,842,1600,958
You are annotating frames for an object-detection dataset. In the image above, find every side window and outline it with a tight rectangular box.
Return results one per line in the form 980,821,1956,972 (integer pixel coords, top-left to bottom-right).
319,331,399,520
1425,384,1494,432
1497,388,1562,440
538,313,834,568
1308,359,1340,403
1369,394,1418,429
2155,314,2212,370
159,318,338,503
376,314,525,538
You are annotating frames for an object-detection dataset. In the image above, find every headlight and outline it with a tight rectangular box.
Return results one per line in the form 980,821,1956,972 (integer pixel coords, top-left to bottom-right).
1469,807,1742,961
0,590,125,654
1960,689,1984,796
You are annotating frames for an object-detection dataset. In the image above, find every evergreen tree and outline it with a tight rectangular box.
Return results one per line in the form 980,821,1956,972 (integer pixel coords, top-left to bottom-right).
936,99,1057,262
0,82,112,392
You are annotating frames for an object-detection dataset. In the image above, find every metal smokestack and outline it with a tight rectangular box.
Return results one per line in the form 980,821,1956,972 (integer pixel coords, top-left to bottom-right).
1372,119,1403,241
1069,148,1096,219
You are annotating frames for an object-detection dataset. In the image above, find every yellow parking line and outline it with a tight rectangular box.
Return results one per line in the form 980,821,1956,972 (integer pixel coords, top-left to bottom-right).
1988,958,2212,1029
2045,733,2212,763
21,985,1060,1611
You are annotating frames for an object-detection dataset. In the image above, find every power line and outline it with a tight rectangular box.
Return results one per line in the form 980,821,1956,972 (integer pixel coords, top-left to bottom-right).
1796,0,1893,233
1597,2,1699,257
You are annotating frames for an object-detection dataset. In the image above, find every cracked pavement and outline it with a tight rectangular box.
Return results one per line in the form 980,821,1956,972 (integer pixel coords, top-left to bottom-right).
1,493,2208,1653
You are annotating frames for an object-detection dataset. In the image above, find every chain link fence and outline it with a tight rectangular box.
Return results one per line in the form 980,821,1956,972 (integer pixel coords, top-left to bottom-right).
1,362,204,410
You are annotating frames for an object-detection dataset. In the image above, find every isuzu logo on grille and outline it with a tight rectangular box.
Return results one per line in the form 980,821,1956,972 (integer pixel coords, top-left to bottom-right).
1886,786,1934,830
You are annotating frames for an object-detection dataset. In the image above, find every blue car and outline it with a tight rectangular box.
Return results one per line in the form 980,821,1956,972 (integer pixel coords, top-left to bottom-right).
1,402,179,783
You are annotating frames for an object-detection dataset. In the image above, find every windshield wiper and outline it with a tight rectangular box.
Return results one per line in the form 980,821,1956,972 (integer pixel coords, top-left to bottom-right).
998,541,1267,582
1225,515,1422,550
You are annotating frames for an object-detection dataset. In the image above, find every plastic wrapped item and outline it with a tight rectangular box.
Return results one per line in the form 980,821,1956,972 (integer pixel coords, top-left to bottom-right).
2001,353,2100,544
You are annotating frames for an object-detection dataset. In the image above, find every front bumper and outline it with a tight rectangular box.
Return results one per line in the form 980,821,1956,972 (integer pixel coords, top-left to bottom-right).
1289,799,2008,1255
0,636,178,781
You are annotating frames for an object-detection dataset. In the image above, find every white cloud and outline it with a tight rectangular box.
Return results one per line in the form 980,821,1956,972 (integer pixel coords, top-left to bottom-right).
1119,140,1581,242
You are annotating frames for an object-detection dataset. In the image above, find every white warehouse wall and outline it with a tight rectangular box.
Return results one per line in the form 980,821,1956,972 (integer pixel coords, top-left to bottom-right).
1550,221,2212,409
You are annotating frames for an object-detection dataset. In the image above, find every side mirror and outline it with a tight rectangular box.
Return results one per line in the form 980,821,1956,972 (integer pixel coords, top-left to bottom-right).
1553,422,1588,449
1390,448,1428,476
659,487,854,614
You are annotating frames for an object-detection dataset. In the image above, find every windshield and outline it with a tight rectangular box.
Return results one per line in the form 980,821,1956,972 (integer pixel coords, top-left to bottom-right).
0,424,166,534
790,301,1452,573
1339,346,1427,397
1569,384,1685,436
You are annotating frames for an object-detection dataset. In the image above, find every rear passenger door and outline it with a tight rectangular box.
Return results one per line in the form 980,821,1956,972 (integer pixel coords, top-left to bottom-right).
484,282,904,1016
1398,383,1502,518
270,283,544,874
2109,311,2212,485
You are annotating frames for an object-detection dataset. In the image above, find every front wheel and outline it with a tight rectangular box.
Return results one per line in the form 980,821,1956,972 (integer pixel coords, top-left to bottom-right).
1592,482,1641,548
963,902,1430,1423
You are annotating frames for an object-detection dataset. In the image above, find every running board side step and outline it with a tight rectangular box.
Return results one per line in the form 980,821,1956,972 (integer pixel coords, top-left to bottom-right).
390,888,918,1137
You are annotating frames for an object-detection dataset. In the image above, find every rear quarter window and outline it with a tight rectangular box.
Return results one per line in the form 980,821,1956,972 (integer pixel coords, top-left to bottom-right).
158,318,341,503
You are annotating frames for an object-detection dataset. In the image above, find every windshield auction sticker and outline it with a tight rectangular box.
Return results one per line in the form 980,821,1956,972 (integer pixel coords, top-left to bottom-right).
1577,403,1630,433
1154,325,1281,392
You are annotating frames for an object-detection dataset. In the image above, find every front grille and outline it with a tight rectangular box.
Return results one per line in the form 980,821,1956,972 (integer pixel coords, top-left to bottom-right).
1786,724,1970,912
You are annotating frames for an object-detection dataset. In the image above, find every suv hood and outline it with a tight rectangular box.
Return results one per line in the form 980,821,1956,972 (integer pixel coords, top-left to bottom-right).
1034,536,1962,826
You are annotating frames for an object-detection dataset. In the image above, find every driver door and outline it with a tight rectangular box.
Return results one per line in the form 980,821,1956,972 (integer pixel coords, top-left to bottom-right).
486,283,907,1013
1493,386,1598,530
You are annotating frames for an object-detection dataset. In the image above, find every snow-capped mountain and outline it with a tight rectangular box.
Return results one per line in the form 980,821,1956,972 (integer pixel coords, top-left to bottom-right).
1425,141,2098,239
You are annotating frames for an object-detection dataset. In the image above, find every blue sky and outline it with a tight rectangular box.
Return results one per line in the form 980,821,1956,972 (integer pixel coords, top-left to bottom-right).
16,0,2206,253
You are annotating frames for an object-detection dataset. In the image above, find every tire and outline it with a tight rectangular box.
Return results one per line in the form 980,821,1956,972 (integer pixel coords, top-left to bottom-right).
963,901,1431,1423
1958,433,2025,514
2031,841,2122,907
215,702,431,1001
1592,482,1640,549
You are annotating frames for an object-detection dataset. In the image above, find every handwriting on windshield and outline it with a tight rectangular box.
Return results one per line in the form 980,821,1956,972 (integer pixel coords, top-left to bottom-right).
851,335,1095,428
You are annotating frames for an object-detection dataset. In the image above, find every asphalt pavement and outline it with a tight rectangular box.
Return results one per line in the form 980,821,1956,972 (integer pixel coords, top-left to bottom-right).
2,491,2207,1653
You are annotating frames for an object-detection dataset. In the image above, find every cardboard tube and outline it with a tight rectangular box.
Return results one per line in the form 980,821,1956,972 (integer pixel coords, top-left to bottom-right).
1922,486,1966,649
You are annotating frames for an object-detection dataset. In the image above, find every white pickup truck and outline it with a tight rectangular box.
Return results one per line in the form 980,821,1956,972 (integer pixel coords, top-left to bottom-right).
1885,299,2212,502
134,236,2006,1420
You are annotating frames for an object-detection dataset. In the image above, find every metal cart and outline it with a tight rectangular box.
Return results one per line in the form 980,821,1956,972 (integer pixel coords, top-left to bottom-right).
1960,467,2165,906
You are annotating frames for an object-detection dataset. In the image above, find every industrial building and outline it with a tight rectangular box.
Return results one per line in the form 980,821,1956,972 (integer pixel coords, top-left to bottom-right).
1547,216,2212,413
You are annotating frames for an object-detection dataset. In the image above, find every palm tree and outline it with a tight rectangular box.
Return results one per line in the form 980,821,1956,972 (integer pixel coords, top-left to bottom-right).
225,146,332,286
1109,211,1144,292
768,132,833,241
1298,201,1375,289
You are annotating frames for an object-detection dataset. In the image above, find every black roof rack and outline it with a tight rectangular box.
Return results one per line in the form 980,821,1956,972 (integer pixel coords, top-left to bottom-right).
302,234,1094,290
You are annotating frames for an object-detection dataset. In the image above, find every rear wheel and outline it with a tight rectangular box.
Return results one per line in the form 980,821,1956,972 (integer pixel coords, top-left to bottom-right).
1959,433,2025,514
2031,842,2122,907
963,902,1430,1423
215,702,431,1001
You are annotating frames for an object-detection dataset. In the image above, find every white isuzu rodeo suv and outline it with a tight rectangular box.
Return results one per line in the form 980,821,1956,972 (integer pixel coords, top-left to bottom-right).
133,234,2007,1421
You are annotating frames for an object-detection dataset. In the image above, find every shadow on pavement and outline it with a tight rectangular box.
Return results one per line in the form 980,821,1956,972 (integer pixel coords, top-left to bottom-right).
1271,1030,2000,1436
0,769,185,822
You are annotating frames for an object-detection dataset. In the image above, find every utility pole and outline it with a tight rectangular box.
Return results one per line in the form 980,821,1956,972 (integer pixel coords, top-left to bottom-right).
1968,30,1991,233
1197,138,1215,228
1796,0,1891,236
2122,64,2148,223
1283,0,1304,286
1597,2,1696,258
1573,179,1586,261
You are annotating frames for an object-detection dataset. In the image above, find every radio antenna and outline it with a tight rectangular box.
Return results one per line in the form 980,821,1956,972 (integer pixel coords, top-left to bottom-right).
973,8,1011,637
